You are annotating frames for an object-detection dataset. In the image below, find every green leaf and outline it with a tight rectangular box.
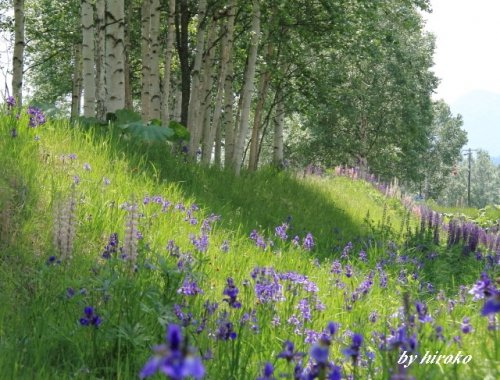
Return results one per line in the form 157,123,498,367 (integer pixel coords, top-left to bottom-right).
125,122,175,142
115,109,141,125
168,120,190,141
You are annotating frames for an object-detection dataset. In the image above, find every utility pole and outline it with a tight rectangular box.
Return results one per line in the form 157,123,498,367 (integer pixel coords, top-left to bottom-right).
467,148,471,207
462,148,477,207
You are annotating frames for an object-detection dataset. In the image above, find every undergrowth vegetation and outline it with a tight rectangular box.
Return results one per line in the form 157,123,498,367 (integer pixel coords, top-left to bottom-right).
0,109,498,380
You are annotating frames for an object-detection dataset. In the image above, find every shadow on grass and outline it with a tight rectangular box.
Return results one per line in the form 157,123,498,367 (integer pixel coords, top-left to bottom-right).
84,126,367,259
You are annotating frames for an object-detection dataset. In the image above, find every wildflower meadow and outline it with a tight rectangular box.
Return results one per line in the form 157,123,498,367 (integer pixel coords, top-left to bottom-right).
0,101,498,380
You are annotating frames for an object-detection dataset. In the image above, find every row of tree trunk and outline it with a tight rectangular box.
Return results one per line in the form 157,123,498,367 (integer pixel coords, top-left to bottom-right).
12,0,285,174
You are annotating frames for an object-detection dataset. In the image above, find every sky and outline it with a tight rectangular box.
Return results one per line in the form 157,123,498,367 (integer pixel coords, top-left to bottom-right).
423,0,500,156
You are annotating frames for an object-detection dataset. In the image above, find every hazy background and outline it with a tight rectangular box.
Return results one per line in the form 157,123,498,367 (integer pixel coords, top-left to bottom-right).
424,0,500,162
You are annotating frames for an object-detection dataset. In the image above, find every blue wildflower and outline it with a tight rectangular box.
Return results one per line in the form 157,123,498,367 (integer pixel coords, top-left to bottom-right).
276,340,304,362
256,362,275,380
302,233,314,250
6,96,15,108
139,324,204,379
79,306,101,327
274,223,288,241
223,277,241,308
342,333,363,364
177,278,203,296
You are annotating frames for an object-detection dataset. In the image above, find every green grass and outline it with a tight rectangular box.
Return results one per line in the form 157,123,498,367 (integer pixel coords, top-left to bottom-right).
0,111,498,380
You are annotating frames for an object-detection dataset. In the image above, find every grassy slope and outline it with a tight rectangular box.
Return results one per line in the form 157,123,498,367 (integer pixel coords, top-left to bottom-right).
0,114,497,379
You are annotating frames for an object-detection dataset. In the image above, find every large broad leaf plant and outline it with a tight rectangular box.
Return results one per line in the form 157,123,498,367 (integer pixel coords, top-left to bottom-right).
78,109,189,143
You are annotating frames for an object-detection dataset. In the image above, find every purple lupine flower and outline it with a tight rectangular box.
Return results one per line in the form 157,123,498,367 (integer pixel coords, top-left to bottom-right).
79,306,101,327
214,312,237,340
481,291,500,316
66,287,75,298
342,333,363,364
291,235,300,247
6,96,15,108
249,230,267,249
276,340,304,362
220,240,229,253
271,315,280,326
173,304,194,327
252,267,283,303
72,175,80,185
386,326,417,353
102,233,119,259
10,128,17,138
177,278,203,296
415,301,432,323
310,344,329,365
302,233,314,250
222,277,241,308
435,325,444,341
469,273,495,300
358,250,367,262
296,298,311,321
460,317,472,334
369,311,378,323
330,260,342,275
83,163,91,171
102,177,111,185
27,106,46,127
341,241,352,259
256,362,275,380
344,264,352,278
139,324,204,379
274,223,288,241
190,233,208,253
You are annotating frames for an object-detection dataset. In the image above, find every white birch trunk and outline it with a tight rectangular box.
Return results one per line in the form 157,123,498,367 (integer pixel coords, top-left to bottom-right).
223,60,235,166
95,0,106,120
173,86,182,122
105,0,126,114
187,0,208,156
273,89,285,167
198,24,218,163
71,43,83,119
248,41,272,171
149,0,161,119
161,0,176,124
232,0,260,175
124,4,133,109
140,0,151,120
12,0,25,106
202,0,236,165
81,0,96,117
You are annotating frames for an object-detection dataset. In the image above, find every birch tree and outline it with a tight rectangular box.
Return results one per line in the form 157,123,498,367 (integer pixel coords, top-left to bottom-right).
273,88,284,167
105,0,126,114
70,43,82,119
95,0,106,120
186,0,207,156
12,0,25,105
248,41,273,171
161,0,176,124
232,0,260,175
148,0,161,120
203,0,236,165
81,0,95,117
140,0,151,120
176,0,190,126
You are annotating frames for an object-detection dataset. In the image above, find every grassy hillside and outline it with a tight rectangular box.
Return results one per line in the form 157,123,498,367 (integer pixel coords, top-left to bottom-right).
0,111,498,380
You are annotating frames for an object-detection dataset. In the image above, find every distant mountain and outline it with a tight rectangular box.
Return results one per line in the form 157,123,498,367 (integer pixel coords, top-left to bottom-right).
451,90,500,157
